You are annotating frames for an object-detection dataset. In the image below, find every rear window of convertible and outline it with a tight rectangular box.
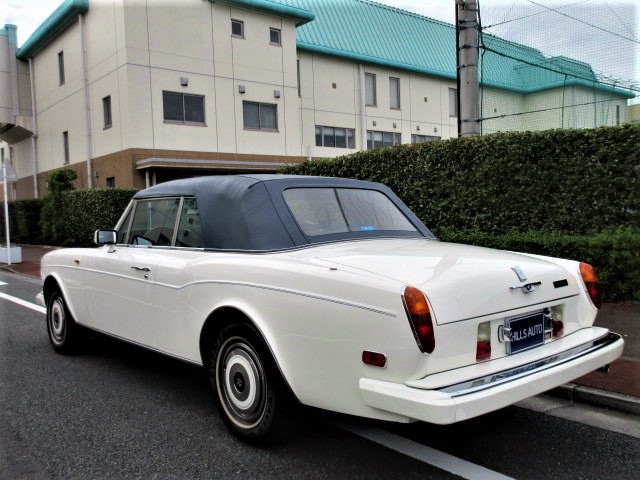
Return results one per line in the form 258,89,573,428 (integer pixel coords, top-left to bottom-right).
282,188,417,237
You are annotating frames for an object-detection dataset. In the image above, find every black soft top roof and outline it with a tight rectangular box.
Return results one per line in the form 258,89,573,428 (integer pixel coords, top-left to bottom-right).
133,175,433,251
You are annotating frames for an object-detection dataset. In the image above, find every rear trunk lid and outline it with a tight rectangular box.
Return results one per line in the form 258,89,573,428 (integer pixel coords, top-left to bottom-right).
313,239,580,324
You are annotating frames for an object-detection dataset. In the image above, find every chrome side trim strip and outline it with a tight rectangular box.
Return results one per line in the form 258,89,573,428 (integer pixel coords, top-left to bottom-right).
437,332,622,397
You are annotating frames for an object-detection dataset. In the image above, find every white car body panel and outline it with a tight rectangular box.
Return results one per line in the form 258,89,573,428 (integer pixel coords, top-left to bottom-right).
39,175,624,426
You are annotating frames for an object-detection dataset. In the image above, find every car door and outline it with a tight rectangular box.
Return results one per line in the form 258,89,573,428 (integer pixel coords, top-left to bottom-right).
82,197,182,348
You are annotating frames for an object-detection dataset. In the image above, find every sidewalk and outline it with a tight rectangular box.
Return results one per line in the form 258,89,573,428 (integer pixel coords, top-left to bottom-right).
2,245,639,415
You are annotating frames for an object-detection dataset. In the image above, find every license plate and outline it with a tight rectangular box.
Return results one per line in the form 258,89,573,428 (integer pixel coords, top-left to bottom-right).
507,312,545,355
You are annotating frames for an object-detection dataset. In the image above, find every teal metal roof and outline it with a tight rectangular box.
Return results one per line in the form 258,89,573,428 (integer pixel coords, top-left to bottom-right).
291,0,456,81
282,0,633,98
16,0,88,60
209,0,314,26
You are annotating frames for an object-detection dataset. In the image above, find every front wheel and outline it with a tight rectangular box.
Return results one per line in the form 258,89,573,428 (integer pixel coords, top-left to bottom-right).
47,291,81,354
210,323,294,444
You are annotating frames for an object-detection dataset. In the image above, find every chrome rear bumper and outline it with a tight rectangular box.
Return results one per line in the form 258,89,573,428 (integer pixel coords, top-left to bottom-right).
359,331,624,424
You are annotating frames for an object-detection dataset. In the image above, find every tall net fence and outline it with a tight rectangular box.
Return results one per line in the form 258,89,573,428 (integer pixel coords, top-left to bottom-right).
477,0,640,134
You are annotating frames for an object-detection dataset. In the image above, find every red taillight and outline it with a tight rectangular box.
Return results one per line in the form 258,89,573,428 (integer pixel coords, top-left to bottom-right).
552,320,564,337
362,351,387,368
402,286,435,354
579,262,602,309
476,321,491,361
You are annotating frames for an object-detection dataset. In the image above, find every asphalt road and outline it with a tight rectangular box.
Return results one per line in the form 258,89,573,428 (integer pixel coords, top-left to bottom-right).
1,271,638,480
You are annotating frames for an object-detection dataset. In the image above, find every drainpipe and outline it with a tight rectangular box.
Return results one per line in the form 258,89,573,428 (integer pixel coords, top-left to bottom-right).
358,64,367,150
28,58,39,198
6,25,19,122
571,86,577,129
79,14,93,188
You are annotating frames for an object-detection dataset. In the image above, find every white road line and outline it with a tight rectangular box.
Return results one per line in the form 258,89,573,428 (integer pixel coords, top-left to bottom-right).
337,421,515,480
0,291,46,314
0,280,8,285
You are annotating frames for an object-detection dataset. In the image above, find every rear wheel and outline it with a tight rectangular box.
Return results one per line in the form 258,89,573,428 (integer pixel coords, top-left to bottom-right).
210,323,294,444
46,291,81,354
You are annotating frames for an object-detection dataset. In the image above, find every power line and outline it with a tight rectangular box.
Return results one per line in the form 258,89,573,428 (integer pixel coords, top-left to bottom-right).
524,0,640,45
482,0,591,30
480,96,623,122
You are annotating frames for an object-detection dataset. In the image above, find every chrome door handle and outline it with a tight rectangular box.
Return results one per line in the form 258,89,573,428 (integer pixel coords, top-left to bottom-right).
131,266,151,272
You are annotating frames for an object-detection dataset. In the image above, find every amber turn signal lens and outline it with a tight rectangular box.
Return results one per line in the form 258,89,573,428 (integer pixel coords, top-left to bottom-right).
579,262,602,309
402,286,435,354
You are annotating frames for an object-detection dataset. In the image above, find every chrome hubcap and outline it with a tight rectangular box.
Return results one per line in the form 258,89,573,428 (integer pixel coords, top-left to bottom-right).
218,339,267,428
49,298,65,344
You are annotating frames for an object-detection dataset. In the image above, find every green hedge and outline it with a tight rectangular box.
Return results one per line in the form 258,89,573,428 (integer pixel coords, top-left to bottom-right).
282,125,640,235
0,199,44,245
437,228,640,302
56,189,137,247
281,125,640,301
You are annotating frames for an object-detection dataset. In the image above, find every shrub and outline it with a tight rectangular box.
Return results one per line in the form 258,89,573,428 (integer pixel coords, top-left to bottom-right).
282,125,640,235
40,169,78,245
436,228,640,302
0,199,44,245
58,188,137,247
281,125,640,301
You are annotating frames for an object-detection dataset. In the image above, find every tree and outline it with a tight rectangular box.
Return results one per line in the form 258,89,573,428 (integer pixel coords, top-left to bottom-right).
40,169,78,245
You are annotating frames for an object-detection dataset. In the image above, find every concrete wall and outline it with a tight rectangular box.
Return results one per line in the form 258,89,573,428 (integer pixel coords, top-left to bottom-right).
299,52,458,159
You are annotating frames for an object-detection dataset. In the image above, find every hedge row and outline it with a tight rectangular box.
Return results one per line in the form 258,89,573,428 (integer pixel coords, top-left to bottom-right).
281,125,640,235
55,189,137,247
0,199,44,245
281,125,639,301
437,228,640,302
1,189,136,247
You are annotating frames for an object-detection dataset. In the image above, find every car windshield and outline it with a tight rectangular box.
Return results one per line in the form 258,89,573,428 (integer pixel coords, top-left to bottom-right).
283,187,418,237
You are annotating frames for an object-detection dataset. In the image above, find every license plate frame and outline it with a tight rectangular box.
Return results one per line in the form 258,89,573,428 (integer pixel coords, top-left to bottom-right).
506,311,545,355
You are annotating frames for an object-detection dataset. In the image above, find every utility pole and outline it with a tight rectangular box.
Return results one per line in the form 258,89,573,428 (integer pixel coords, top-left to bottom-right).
456,0,481,137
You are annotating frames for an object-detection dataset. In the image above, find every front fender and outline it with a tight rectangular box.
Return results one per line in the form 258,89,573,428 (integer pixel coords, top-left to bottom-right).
41,270,86,324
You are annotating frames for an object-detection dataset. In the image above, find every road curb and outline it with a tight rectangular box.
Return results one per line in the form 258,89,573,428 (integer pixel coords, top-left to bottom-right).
546,383,640,416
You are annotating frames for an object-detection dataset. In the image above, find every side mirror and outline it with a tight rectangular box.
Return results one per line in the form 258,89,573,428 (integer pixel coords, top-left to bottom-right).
94,229,117,246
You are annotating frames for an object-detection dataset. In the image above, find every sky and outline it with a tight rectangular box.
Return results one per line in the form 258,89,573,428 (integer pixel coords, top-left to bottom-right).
2,0,638,91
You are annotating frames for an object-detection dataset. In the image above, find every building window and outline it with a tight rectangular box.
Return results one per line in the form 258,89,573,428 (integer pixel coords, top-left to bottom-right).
103,96,112,129
367,130,401,149
389,77,400,109
616,105,620,126
231,19,244,38
243,101,277,131
162,91,205,125
63,131,70,164
297,59,301,97
270,28,281,46
106,177,116,188
449,88,458,117
411,134,440,143
365,73,376,107
315,126,355,148
58,51,65,85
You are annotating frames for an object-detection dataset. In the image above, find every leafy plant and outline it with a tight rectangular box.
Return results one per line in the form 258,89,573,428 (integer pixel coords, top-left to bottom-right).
40,169,78,245
282,125,640,234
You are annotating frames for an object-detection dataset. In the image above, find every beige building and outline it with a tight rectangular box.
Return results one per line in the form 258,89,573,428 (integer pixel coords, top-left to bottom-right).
0,0,634,199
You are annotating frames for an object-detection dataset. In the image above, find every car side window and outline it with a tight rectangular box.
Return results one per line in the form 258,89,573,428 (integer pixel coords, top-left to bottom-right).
128,198,180,246
175,197,205,248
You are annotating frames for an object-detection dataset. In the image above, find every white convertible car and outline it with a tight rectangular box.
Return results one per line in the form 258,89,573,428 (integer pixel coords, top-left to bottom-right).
38,175,623,443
